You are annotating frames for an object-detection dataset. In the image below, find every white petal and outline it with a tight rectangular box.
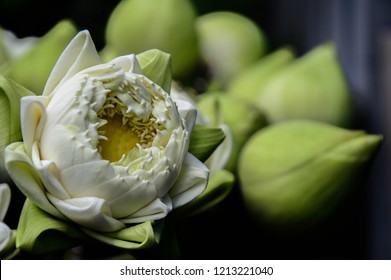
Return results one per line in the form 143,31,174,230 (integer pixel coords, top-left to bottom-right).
110,54,143,74
0,183,11,221
120,197,172,224
20,96,49,156
48,195,125,232
60,161,159,218
43,30,102,96
32,149,71,201
172,98,197,133
0,221,12,252
39,124,100,171
169,153,209,208
4,142,65,219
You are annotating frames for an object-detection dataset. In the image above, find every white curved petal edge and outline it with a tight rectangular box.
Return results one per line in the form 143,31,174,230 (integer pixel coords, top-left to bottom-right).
4,142,65,219
20,95,49,157
170,83,205,128
169,153,209,208
0,183,12,253
43,30,102,96
0,222,12,252
47,195,125,232
0,183,11,221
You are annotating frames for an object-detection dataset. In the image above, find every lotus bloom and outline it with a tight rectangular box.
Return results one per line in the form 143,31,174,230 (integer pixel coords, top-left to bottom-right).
5,31,209,235
0,183,12,253
239,120,382,226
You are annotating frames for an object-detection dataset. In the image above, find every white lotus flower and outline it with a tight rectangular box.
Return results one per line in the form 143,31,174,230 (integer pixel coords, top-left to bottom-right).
0,183,12,252
5,31,208,233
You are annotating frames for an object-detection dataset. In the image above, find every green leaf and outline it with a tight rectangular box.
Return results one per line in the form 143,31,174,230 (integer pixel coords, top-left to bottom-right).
189,124,225,162
0,76,34,156
16,199,86,254
16,199,162,253
136,49,172,93
83,220,162,250
174,169,235,217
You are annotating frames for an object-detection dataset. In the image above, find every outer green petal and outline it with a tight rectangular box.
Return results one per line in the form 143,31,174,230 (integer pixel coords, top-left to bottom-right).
0,76,34,156
16,199,86,254
4,142,64,219
82,220,161,250
137,49,172,93
188,124,226,162
43,30,102,96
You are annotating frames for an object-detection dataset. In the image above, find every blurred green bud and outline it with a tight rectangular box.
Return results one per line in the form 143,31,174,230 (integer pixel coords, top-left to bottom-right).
0,29,9,66
197,92,266,170
0,28,37,71
196,11,267,89
228,47,295,103
4,20,78,94
239,120,382,227
256,43,353,127
105,0,199,79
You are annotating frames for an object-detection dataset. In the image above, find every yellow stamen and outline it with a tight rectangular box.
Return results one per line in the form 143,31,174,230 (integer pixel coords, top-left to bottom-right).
99,115,140,162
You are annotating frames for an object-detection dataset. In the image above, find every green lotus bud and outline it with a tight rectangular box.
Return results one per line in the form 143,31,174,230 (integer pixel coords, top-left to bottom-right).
105,0,199,79
197,92,266,170
228,47,295,103
0,28,37,71
4,20,77,94
196,11,267,89
238,120,382,227
256,43,353,127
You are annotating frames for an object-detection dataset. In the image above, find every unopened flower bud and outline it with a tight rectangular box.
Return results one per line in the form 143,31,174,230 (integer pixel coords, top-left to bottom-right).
196,11,267,89
239,120,382,227
256,43,353,127
197,92,266,170
105,0,199,79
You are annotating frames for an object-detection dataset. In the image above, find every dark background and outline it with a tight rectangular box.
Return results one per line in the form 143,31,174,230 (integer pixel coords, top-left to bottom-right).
1,0,390,259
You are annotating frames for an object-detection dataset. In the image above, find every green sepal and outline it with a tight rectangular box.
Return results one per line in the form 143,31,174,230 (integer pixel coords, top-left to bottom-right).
82,220,162,250
0,76,34,156
189,124,225,162
16,199,87,254
16,199,163,254
174,169,235,217
137,49,172,93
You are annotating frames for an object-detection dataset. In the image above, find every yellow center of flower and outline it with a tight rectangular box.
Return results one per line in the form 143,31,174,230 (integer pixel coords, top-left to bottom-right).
96,92,163,163
98,115,140,162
